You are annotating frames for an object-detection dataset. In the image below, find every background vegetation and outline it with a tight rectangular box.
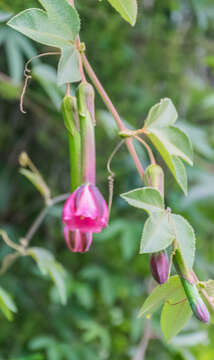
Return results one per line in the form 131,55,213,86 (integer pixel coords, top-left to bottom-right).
1,0,214,359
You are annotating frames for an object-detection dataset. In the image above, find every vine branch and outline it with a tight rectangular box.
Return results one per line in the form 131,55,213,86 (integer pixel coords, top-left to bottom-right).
81,52,145,180
0,193,69,276
24,193,69,246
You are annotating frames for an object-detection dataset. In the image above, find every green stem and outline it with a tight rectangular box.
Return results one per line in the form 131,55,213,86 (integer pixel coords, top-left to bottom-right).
68,132,82,191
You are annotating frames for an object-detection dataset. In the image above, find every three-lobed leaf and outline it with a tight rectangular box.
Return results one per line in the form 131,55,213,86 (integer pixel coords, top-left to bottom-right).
138,275,184,318
106,0,138,26
144,98,177,128
140,211,196,269
57,45,81,85
139,275,193,340
140,211,174,253
7,0,81,85
38,0,80,40
143,98,193,195
149,126,193,165
8,0,80,44
121,187,164,215
8,9,72,48
170,214,196,269
146,132,188,194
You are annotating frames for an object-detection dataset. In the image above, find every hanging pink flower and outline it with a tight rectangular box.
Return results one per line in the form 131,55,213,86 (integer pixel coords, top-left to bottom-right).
62,183,108,233
64,226,92,252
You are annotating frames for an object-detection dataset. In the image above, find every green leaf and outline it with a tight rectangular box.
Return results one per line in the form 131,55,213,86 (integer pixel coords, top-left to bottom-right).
57,45,81,86
7,0,81,85
106,0,137,26
171,155,187,195
38,0,80,40
120,187,164,214
143,98,193,194
146,131,188,195
170,214,196,269
8,9,72,48
149,126,193,165
161,288,192,341
144,98,177,128
8,0,80,45
138,275,184,318
0,286,17,321
140,211,174,253
28,247,67,305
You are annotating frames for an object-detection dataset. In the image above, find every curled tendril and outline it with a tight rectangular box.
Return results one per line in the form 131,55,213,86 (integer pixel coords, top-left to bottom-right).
20,52,60,114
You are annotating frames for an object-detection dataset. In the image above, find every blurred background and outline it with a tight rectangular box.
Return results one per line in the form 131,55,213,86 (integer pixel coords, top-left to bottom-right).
1,0,214,359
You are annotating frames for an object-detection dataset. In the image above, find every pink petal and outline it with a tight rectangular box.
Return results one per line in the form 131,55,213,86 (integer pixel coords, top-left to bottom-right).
75,185,98,219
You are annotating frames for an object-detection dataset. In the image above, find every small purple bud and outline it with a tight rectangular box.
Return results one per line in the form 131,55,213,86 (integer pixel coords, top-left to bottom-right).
150,251,169,284
180,277,210,323
195,300,210,323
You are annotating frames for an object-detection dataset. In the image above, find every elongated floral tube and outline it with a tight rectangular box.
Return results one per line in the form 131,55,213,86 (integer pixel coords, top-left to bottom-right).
62,95,81,191
62,82,108,247
145,164,170,284
173,248,210,323
62,95,93,251
77,82,96,185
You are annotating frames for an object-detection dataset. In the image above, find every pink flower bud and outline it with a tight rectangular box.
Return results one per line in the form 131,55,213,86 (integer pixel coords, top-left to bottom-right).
150,251,169,284
62,183,108,233
64,226,92,253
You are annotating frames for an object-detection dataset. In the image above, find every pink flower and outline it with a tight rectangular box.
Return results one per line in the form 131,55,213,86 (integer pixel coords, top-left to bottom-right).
64,226,92,252
62,183,108,233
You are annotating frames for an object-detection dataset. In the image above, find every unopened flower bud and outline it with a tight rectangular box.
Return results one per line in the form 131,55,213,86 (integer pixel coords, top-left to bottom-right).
62,95,80,134
19,151,29,167
77,82,95,124
144,164,164,197
64,226,92,253
180,277,210,323
150,250,169,284
62,183,108,233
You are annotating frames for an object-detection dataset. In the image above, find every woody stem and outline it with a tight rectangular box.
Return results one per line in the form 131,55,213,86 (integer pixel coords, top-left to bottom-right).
81,52,144,181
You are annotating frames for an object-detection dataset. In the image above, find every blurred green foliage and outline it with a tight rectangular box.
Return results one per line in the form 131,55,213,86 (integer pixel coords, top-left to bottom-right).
1,0,214,359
